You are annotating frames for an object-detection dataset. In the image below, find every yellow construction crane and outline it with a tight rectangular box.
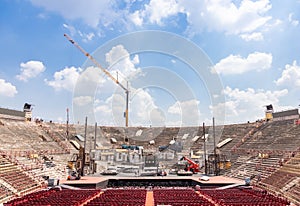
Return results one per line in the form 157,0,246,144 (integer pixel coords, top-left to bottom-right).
64,34,129,127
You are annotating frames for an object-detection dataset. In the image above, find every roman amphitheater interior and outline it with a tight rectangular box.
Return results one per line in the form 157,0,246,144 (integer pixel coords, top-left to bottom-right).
0,106,299,205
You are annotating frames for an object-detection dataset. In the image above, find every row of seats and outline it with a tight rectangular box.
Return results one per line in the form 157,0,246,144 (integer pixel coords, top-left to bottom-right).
0,156,39,194
4,189,56,205
262,170,298,189
200,188,290,206
236,120,300,153
85,188,147,206
0,185,13,200
288,184,300,203
153,188,214,206
4,186,292,206
4,188,101,206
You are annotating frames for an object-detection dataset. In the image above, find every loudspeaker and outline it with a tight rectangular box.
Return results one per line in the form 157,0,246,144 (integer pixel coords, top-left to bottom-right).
266,104,273,111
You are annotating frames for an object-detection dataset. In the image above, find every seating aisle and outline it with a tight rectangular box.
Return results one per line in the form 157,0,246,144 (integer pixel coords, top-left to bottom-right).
145,191,154,206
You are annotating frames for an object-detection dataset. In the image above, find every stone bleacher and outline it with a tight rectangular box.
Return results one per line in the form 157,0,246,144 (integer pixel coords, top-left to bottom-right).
225,155,282,181
0,120,67,154
0,155,41,203
237,120,300,154
260,152,300,205
206,119,300,206
216,123,259,164
219,122,259,152
0,119,78,203
99,126,205,154
0,184,13,204
288,184,300,204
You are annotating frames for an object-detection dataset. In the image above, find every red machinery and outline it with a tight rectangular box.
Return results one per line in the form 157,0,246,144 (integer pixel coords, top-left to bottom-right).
180,156,200,174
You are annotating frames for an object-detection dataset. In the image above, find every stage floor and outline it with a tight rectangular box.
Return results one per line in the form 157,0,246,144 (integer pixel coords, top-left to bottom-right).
61,175,243,186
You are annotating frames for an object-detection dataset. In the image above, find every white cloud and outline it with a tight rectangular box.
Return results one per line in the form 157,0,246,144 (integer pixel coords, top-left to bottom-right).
128,88,179,127
37,13,48,19
275,61,300,88
129,11,143,26
132,54,140,65
86,33,95,41
240,32,263,41
94,88,163,126
71,66,110,99
63,24,76,36
130,0,183,26
45,66,81,92
31,0,275,39
168,101,181,114
63,24,95,42
167,100,200,116
91,45,148,126
93,93,127,126
288,13,299,26
168,99,200,125
144,0,183,25
211,86,289,123
94,103,111,115
105,44,141,80
214,52,272,75
73,96,93,106
130,88,161,125
78,66,106,85
78,31,95,42
30,0,117,28
149,108,166,126
16,60,46,82
180,0,272,37
0,79,17,97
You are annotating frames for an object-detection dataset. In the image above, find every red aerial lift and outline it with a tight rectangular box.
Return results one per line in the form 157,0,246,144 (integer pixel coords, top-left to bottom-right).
180,156,200,174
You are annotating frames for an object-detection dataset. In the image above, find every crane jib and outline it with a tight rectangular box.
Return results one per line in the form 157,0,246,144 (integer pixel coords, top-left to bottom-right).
64,33,129,127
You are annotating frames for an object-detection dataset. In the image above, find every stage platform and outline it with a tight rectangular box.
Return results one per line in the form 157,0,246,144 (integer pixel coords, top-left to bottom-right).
61,175,244,189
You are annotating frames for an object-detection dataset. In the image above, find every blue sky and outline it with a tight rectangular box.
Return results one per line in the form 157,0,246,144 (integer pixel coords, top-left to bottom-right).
0,0,300,126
